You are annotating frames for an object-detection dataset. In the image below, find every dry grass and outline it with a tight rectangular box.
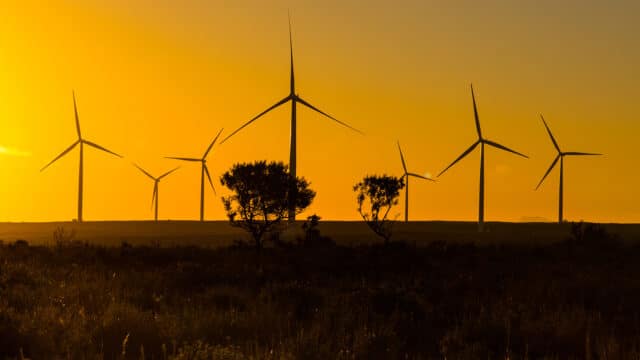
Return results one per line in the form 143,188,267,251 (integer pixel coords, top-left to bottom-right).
0,224,639,358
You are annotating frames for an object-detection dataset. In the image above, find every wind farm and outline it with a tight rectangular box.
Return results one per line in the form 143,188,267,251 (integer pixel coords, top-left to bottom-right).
1,2,638,358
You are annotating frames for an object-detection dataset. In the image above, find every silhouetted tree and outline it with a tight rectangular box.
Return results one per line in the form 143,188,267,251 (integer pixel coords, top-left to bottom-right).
354,175,405,244
221,161,316,250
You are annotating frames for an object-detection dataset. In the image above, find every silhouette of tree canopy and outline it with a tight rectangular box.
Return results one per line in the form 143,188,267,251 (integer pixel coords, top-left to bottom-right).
354,175,405,244
221,161,316,250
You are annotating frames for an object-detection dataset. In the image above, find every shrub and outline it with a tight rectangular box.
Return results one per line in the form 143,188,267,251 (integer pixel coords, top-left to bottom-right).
220,161,316,251
300,214,335,248
354,175,405,244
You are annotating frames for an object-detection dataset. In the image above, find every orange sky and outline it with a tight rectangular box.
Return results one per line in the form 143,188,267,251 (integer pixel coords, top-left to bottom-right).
0,0,638,222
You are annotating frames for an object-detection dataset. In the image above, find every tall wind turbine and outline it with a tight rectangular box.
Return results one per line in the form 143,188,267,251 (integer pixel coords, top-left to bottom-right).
166,128,223,222
220,16,363,223
438,84,528,232
397,141,434,222
41,92,123,223
133,164,179,221
535,115,602,223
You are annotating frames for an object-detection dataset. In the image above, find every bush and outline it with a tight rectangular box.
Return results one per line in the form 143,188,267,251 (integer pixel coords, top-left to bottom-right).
354,175,405,244
220,161,316,251
300,215,335,248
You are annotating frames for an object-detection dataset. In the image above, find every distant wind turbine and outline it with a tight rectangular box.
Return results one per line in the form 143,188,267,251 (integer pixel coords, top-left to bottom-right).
438,84,528,232
397,141,434,222
166,128,223,222
535,115,602,223
220,16,363,223
41,92,123,223
133,164,180,221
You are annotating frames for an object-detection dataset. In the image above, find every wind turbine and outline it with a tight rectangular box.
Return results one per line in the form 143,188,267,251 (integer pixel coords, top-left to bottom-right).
41,92,122,223
397,141,434,222
166,128,223,222
535,115,602,223
133,164,180,221
220,16,363,223
438,84,528,232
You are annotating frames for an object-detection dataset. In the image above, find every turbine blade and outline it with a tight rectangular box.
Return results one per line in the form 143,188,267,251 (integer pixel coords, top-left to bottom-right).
484,140,528,158
289,12,295,94
471,84,482,139
72,91,81,139
408,172,436,181
220,95,291,144
564,152,603,156
535,155,560,190
438,141,480,177
133,163,155,181
158,167,180,180
83,140,123,158
165,157,201,162
40,141,79,171
297,96,364,134
540,114,561,153
203,164,216,195
204,128,224,158
397,141,407,172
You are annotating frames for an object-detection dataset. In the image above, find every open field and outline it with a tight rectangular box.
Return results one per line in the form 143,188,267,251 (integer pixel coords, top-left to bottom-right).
1,221,639,358
2,220,640,247
1,223,639,358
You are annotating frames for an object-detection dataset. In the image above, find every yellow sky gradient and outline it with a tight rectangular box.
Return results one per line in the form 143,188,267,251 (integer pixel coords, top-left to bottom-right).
0,0,638,222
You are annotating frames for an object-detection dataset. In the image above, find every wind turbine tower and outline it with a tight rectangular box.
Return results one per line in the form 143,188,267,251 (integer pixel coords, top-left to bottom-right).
438,85,528,232
397,141,434,222
133,164,180,221
41,92,123,222
166,128,223,221
535,115,602,223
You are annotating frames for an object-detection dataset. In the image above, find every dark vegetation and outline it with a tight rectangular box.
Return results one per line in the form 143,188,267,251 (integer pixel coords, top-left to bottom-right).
0,223,639,359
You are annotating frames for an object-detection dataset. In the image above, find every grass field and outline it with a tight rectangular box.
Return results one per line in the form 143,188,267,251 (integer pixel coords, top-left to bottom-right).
1,221,639,358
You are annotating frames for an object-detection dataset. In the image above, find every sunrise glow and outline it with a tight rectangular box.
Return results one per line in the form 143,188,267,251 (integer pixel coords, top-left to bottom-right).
0,1,638,222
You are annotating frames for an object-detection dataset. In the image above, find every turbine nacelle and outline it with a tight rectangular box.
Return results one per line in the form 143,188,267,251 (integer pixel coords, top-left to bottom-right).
397,141,435,182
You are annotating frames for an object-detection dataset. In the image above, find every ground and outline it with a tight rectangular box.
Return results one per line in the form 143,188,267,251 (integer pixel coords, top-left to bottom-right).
3,220,640,247
0,221,639,359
